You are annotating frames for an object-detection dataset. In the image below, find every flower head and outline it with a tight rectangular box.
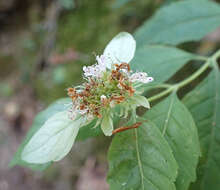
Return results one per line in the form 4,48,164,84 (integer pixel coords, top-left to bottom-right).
21,32,154,164
67,32,153,136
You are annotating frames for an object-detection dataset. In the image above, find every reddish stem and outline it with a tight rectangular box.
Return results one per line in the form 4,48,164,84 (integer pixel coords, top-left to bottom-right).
112,122,142,135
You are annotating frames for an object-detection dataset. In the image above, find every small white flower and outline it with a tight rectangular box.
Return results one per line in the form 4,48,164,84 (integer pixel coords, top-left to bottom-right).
142,77,154,83
101,95,107,101
68,106,78,120
78,108,88,115
96,55,106,66
68,98,88,120
83,55,108,78
129,72,154,83
68,108,77,120
83,63,106,78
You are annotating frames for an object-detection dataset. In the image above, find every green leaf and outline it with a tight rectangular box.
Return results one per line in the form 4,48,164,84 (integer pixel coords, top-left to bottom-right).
10,98,102,170
134,0,220,47
131,45,200,83
101,112,114,136
183,67,220,190
129,94,150,109
144,93,200,190
9,98,71,170
22,111,83,164
108,122,178,190
76,119,102,141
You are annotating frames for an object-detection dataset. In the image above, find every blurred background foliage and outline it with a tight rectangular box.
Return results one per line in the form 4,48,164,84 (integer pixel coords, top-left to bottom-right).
0,0,220,189
0,0,167,103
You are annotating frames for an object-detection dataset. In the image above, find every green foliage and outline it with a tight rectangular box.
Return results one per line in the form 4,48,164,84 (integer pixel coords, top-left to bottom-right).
21,111,84,164
58,0,75,9
129,94,150,109
0,82,13,97
101,112,114,136
106,0,220,188
131,45,202,84
134,0,220,47
112,0,133,9
10,0,220,189
57,0,119,53
9,98,70,170
183,66,220,190
10,98,102,170
145,93,200,190
108,122,178,190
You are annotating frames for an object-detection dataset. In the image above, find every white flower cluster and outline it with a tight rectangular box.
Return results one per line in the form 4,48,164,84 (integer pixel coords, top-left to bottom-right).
83,55,107,78
83,55,153,84
68,100,81,120
69,100,91,120
129,72,154,83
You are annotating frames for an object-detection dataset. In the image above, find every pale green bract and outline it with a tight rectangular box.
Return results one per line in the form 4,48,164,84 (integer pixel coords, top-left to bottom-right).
101,112,114,136
104,32,136,68
21,111,84,164
129,94,150,109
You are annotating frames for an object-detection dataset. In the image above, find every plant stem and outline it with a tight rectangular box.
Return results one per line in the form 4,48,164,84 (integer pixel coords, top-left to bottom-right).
196,55,209,61
148,86,175,102
148,49,220,103
150,83,172,89
176,60,211,89
212,49,220,61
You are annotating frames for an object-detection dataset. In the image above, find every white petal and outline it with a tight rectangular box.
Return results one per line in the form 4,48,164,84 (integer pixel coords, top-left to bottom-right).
101,113,113,136
143,77,154,83
104,32,136,68
22,111,84,164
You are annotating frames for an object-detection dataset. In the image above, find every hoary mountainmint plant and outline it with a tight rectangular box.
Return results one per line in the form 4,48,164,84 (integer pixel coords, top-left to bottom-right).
17,32,154,164
10,0,220,189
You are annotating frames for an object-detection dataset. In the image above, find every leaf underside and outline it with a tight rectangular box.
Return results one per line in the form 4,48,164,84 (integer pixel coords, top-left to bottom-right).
10,98,102,170
9,98,71,170
21,111,82,164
